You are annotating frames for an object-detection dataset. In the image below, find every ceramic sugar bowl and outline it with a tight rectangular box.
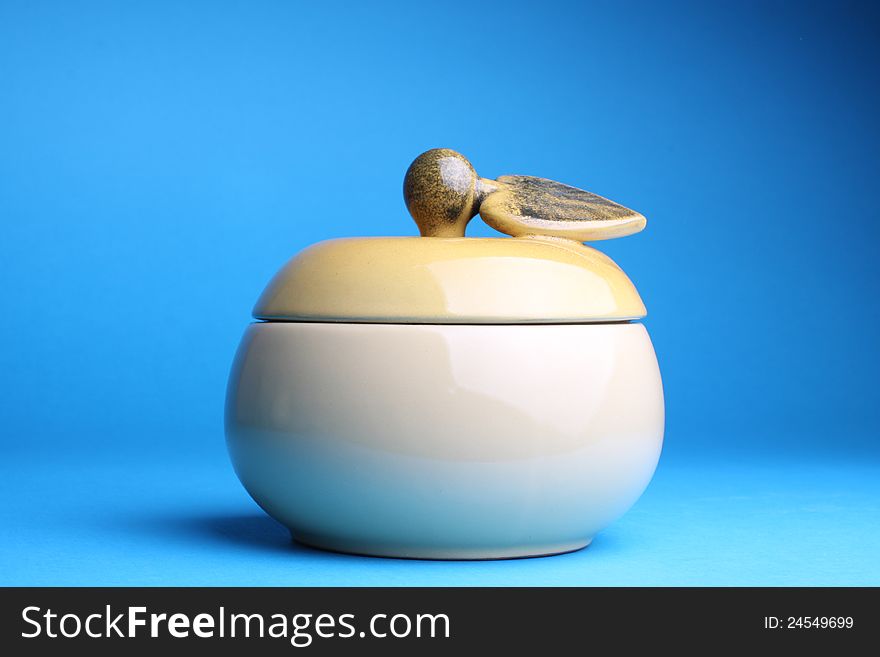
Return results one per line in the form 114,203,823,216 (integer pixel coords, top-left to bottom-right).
225,149,664,559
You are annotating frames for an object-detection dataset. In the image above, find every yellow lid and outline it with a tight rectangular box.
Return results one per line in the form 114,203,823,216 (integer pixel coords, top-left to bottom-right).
253,236,646,324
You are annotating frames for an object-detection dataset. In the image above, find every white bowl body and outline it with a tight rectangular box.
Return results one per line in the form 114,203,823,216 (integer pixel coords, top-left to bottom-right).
225,322,664,559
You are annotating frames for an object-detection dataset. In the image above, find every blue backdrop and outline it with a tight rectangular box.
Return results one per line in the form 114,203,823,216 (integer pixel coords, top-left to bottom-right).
2,0,878,585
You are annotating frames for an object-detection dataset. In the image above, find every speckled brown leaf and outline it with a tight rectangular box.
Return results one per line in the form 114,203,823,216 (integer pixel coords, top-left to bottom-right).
479,175,646,241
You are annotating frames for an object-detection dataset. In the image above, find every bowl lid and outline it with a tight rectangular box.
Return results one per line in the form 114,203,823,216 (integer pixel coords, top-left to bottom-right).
254,148,651,324
253,236,646,324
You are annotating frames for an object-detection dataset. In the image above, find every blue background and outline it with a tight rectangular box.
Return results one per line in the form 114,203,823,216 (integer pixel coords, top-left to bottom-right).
1,0,878,585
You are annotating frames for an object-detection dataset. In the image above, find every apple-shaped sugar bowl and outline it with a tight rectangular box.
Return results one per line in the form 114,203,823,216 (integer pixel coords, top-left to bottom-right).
225,149,664,559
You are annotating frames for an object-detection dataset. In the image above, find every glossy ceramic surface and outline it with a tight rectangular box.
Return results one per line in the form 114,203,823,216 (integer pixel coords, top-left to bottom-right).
253,237,646,323
226,322,664,559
